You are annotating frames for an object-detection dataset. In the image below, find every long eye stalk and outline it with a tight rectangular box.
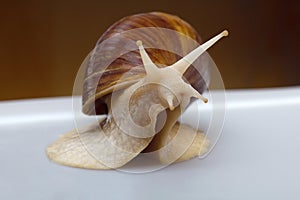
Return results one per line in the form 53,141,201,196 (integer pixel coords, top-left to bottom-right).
171,30,228,75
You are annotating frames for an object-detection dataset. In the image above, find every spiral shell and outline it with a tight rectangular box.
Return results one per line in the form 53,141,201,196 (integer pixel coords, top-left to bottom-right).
82,12,209,115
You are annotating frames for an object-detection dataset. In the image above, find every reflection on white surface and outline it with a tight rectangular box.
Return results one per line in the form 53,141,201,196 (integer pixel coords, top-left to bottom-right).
0,98,73,125
227,92,300,109
0,112,72,125
0,87,300,200
228,97,300,109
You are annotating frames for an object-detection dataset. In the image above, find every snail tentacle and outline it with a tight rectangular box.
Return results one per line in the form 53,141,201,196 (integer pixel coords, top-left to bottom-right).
136,39,208,105
136,40,158,76
171,30,228,75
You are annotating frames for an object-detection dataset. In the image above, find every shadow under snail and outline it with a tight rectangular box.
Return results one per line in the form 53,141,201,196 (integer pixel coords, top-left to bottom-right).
46,12,228,170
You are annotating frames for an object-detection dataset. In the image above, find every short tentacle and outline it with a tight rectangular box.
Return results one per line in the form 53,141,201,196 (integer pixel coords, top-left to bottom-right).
136,40,158,75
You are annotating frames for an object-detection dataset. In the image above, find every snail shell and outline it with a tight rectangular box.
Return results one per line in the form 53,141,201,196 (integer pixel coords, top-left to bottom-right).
82,12,209,115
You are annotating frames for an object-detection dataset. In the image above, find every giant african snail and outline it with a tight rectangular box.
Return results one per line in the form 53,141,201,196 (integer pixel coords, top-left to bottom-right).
46,12,228,169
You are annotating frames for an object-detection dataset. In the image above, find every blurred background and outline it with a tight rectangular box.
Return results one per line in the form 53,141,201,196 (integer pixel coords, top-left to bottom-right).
1,0,300,100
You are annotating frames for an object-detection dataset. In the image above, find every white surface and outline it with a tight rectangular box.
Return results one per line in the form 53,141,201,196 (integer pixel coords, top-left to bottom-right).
1,87,300,199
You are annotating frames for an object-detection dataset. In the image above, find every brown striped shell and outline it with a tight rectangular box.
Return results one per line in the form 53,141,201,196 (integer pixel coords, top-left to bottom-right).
82,12,209,115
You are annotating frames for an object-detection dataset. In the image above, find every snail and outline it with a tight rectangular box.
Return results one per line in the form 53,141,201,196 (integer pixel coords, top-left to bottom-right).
46,12,228,169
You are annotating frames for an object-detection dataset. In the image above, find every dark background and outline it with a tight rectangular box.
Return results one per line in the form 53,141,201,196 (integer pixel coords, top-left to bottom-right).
1,0,300,100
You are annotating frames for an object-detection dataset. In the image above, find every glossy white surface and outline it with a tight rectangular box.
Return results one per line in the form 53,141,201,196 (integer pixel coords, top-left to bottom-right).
1,87,300,199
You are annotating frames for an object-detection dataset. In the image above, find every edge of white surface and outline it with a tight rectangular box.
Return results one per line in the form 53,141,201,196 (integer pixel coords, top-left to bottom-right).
1,86,300,125
0,97,74,125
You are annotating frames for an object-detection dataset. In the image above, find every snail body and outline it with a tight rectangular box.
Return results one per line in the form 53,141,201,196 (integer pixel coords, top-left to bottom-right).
46,12,227,169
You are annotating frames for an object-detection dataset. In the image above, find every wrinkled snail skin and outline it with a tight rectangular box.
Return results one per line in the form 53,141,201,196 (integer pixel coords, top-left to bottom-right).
46,12,228,169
